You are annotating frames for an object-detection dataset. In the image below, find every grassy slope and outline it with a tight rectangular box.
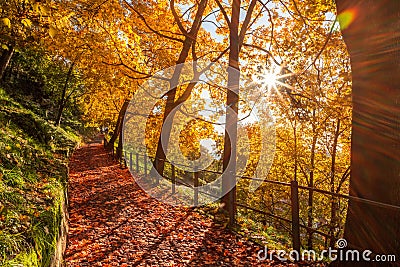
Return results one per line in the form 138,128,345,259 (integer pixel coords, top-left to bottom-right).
0,87,80,266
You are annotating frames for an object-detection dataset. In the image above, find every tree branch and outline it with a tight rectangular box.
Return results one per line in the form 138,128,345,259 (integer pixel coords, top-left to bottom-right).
239,0,257,49
170,0,189,36
214,0,231,27
122,0,184,43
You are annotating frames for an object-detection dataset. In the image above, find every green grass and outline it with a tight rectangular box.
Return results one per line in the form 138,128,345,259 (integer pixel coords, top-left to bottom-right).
0,87,80,266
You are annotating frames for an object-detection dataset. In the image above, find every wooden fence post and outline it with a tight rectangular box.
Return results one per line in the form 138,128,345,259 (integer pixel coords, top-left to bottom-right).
194,172,199,206
129,152,133,171
103,137,108,148
291,180,301,257
144,155,147,177
155,158,160,184
136,152,139,173
172,164,176,194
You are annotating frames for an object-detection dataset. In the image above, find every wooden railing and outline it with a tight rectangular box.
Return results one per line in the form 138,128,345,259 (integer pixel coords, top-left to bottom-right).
104,143,400,254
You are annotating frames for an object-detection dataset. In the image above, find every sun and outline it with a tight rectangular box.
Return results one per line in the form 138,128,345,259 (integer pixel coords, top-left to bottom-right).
253,60,295,96
260,70,279,90
253,63,282,92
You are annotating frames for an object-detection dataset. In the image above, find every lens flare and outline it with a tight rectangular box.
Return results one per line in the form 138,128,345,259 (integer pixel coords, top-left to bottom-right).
337,8,357,30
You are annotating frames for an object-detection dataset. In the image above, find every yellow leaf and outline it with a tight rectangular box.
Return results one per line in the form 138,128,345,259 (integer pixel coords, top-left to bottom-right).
49,26,57,38
1,44,8,50
40,6,50,16
21,18,32,28
2,18,11,28
33,2,40,13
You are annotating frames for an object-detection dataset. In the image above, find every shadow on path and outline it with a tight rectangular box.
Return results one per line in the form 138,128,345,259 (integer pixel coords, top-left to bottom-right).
65,143,289,267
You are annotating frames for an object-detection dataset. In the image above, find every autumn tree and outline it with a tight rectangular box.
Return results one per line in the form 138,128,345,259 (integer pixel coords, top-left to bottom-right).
0,0,53,79
220,0,353,251
139,0,212,176
44,0,166,127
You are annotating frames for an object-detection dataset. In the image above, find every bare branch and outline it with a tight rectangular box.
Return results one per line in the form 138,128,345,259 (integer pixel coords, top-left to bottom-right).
242,43,281,66
122,0,184,43
257,0,274,51
239,0,257,48
214,0,231,27
170,0,189,36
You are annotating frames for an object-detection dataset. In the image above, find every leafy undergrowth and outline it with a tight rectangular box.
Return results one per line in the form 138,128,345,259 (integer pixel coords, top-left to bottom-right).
0,88,80,266
194,206,292,249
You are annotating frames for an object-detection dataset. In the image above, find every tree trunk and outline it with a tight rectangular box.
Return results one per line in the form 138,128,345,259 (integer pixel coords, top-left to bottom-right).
106,100,130,151
153,0,208,177
221,0,240,225
293,120,298,183
55,62,75,126
329,118,340,248
307,112,317,249
335,0,400,262
0,47,14,80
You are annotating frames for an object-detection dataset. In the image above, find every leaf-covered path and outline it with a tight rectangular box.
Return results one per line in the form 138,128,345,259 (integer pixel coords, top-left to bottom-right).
65,141,291,266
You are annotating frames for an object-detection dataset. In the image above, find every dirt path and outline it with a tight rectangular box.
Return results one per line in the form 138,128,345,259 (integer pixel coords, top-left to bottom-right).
65,142,290,266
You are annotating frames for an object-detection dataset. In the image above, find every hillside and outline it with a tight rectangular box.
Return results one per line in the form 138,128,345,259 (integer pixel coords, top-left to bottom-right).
0,86,80,266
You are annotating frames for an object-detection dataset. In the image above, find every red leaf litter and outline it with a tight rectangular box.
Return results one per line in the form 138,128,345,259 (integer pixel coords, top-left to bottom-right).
65,142,296,267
